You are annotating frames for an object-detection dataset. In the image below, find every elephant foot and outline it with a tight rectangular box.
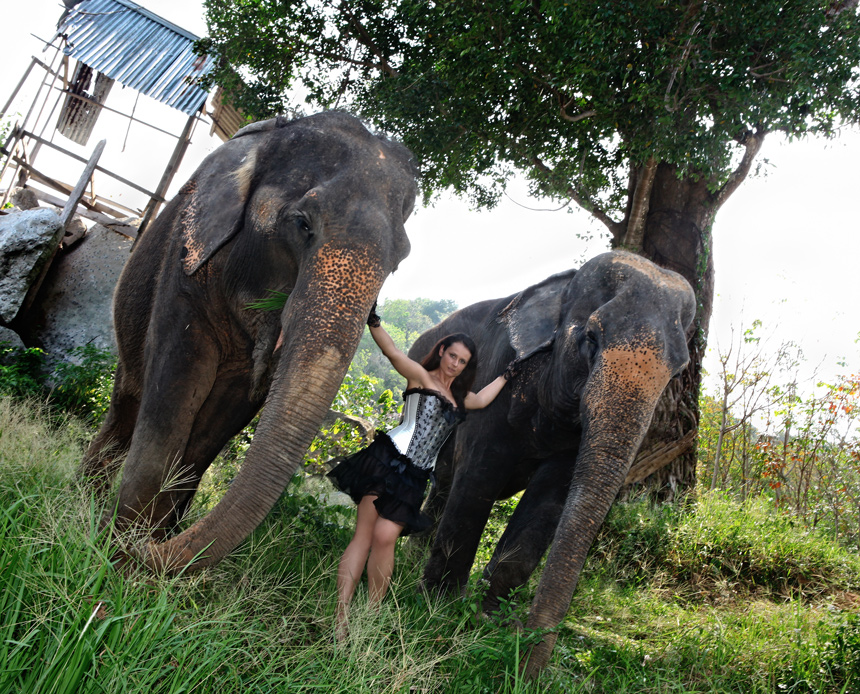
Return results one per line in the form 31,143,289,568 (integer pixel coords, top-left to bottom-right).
479,609,525,631
417,575,466,600
481,597,524,630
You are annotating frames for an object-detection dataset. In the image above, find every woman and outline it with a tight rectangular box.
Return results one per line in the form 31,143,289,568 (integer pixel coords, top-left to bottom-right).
328,304,516,637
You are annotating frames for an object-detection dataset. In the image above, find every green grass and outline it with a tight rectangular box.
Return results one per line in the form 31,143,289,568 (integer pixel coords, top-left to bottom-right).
1,395,859,693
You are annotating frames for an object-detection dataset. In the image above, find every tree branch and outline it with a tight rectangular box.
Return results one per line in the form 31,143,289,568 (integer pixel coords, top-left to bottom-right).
711,128,766,208
338,3,400,77
827,0,859,20
621,156,658,251
560,106,597,123
529,154,624,239
664,0,708,112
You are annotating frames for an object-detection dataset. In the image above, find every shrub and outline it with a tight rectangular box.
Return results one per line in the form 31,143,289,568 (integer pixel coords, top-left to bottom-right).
0,342,47,399
50,344,116,424
0,342,116,426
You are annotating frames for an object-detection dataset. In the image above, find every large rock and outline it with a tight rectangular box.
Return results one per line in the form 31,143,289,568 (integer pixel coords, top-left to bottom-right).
17,222,132,360
0,209,64,323
0,326,25,350
10,187,40,211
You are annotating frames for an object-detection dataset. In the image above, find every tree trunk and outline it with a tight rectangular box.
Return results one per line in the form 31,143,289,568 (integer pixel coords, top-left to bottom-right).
618,163,717,500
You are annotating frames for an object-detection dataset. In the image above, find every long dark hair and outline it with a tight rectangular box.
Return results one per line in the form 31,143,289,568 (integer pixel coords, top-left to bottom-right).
420,333,478,408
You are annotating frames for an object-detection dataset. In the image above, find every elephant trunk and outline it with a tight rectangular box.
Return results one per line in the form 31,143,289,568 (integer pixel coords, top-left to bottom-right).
141,240,385,573
523,345,671,677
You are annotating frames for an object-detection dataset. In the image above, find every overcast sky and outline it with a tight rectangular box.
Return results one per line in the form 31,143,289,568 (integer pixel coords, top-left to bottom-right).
3,0,858,395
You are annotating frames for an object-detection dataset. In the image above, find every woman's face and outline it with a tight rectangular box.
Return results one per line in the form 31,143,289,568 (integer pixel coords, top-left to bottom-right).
439,341,472,380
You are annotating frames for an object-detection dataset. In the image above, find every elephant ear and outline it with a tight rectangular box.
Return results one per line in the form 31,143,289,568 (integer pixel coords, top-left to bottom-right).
179,119,291,276
231,116,292,140
497,268,577,358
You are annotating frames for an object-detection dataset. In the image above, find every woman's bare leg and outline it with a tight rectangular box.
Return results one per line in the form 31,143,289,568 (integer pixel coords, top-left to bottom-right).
336,495,379,637
368,517,404,607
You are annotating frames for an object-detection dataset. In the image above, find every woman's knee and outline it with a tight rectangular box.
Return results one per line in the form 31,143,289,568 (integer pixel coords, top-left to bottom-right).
371,518,403,549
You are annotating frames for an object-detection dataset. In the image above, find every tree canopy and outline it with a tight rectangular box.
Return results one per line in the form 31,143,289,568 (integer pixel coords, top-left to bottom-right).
201,0,860,219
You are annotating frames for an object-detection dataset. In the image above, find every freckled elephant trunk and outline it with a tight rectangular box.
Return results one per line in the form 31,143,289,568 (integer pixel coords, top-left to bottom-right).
141,246,384,573
522,361,666,677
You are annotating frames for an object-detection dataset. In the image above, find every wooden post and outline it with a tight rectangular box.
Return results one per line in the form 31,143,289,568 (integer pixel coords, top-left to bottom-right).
0,57,38,121
61,139,106,229
0,123,23,209
138,110,198,236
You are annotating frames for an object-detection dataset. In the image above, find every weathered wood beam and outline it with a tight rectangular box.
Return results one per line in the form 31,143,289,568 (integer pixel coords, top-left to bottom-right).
18,130,164,202
138,110,197,235
624,429,697,486
26,188,139,239
61,139,106,229
0,58,38,121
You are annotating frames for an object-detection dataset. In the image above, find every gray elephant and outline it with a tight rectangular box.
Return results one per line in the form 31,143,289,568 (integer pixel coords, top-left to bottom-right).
408,250,696,675
81,112,416,572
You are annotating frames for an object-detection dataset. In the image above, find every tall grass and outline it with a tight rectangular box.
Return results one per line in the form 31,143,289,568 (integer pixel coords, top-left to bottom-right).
2,395,859,693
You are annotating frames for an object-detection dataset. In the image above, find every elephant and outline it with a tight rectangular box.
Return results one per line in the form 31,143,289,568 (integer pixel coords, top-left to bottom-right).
407,250,696,675
80,111,416,573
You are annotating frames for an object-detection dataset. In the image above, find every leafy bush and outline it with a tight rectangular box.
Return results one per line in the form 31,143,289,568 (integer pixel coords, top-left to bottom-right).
585,492,860,601
304,372,401,473
50,344,116,424
0,342,47,398
0,342,116,426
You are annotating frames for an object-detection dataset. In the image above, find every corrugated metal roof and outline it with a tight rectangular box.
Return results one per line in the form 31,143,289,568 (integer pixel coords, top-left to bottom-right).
58,0,214,115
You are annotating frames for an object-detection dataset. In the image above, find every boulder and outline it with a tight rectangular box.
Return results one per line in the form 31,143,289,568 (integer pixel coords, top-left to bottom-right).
0,326,25,350
10,187,40,211
0,209,64,324
16,222,132,360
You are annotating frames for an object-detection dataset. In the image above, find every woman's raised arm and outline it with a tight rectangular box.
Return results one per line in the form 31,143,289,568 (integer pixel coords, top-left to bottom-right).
368,323,430,386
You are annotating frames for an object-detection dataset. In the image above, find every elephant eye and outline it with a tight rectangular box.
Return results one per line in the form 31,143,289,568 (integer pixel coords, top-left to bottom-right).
293,214,313,238
581,330,599,362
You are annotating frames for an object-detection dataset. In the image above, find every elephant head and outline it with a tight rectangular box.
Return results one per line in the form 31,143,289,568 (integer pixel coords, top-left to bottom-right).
507,251,695,674
82,112,416,573
412,250,695,676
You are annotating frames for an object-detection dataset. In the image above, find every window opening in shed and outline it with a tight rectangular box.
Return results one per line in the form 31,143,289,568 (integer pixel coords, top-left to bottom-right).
56,61,115,146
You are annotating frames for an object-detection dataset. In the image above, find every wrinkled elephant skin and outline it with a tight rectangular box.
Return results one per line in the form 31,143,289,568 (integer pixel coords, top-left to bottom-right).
81,112,416,572
409,251,695,676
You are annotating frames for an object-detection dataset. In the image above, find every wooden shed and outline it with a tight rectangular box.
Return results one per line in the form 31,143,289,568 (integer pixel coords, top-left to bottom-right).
0,0,243,238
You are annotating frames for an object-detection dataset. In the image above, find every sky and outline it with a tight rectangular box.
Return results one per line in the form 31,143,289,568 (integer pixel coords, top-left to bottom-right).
2,0,858,396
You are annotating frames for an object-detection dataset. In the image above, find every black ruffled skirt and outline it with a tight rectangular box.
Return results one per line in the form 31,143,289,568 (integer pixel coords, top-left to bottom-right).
327,432,432,536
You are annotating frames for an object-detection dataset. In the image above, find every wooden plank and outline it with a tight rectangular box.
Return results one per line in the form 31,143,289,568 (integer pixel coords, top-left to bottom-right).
19,129,164,201
139,110,197,235
27,188,138,239
0,57,38,120
61,139,106,229
8,154,147,220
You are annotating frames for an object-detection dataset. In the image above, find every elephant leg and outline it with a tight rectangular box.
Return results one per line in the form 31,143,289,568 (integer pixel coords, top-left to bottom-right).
423,427,516,594
156,365,263,536
111,329,221,536
79,362,140,495
481,456,575,613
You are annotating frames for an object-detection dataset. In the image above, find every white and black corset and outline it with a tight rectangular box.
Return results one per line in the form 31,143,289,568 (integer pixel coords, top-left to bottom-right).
386,388,466,471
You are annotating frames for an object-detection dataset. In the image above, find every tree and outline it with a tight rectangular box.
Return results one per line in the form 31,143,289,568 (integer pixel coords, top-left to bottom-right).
199,0,860,494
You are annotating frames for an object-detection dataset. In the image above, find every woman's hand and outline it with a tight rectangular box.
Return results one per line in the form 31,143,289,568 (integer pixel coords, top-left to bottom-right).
367,301,381,328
